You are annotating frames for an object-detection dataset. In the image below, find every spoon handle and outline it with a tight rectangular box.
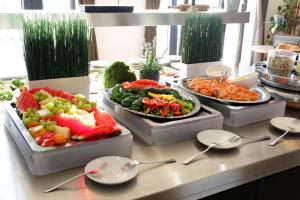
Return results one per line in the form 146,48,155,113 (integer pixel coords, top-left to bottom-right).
241,136,270,145
139,159,176,164
269,129,289,146
182,145,215,165
44,172,88,193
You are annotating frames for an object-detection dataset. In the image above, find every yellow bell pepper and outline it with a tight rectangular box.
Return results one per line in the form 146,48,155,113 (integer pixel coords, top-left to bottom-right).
148,92,175,101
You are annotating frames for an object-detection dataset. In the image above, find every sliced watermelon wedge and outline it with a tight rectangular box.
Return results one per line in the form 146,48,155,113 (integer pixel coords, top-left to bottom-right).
52,108,120,140
29,87,75,101
16,88,39,113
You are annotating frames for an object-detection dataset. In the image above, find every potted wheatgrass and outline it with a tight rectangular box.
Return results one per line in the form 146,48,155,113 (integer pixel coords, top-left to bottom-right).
176,13,225,78
22,14,90,97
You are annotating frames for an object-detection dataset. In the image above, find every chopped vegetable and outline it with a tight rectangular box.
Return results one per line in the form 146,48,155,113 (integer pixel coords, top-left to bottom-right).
11,79,24,88
122,79,166,89
109,82,194,117
0,90,13,101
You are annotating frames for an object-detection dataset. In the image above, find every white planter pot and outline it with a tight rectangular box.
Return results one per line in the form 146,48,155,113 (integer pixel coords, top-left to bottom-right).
27,76,90,98
172,61,223,78
224,0,240,12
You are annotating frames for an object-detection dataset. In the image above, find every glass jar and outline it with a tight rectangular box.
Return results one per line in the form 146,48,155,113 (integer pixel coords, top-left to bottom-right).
296,61,300,76
267,49,297,77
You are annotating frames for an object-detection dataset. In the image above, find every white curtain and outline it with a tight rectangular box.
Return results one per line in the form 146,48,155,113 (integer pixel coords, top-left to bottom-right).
240,0,269,66
251,0,269,64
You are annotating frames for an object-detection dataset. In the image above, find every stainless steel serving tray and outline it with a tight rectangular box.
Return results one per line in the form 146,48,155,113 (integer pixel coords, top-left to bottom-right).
1,103,133,175
179,77,271,105
105,88,201,119
255,61,300,92
98,93,223,145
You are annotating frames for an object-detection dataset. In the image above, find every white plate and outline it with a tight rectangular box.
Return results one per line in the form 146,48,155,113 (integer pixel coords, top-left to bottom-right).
197,130,241,149
85,156,139,185
270,117,300,134
90,60,110,68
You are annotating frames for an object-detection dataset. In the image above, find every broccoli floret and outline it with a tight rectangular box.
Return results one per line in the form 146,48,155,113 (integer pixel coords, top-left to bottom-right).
103,61,136,88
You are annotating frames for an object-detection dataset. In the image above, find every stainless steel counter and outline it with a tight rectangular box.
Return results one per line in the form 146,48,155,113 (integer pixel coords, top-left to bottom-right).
0,109,299,200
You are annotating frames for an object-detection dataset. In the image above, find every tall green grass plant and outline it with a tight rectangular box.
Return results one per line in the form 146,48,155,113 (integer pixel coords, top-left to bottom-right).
182,13,225,64
22,14,89,81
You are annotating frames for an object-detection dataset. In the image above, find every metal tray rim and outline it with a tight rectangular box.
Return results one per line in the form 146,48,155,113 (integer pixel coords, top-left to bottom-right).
104,88,201,119
3,103,131,153
179,77,271,105
255,61,300,91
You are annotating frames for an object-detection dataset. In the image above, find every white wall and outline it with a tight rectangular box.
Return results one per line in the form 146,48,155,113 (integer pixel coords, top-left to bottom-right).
94,0,146,61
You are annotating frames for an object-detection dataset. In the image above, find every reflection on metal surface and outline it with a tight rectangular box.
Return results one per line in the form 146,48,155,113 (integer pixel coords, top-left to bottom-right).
261,83,300,109
219,164,228,172
0,11,250,29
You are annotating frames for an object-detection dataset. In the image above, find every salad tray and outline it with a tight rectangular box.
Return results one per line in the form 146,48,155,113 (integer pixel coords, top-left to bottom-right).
1,103,133,175
255,61,300,92
98,93,223,145
105,89,201,119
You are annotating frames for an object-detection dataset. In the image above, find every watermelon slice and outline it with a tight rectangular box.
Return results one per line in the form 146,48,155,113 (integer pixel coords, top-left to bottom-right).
29,87,75,101
16,88,39,113
52,108,120,140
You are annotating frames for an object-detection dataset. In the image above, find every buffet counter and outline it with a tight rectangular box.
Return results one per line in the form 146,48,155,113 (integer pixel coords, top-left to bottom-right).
0,109,300,200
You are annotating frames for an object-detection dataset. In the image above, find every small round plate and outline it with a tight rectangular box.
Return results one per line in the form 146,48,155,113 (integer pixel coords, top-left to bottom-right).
197,130,241,149
85,156,139,185
270,117,300,134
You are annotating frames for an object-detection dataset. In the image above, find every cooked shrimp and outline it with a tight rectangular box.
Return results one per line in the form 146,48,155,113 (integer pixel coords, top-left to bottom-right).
187,77,260,101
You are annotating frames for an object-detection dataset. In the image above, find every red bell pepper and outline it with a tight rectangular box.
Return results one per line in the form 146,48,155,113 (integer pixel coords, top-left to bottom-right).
122,79,166,89
142,96,183,117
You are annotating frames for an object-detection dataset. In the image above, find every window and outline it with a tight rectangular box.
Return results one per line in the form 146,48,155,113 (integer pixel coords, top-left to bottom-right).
0,0,74,78
157,0,221,57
